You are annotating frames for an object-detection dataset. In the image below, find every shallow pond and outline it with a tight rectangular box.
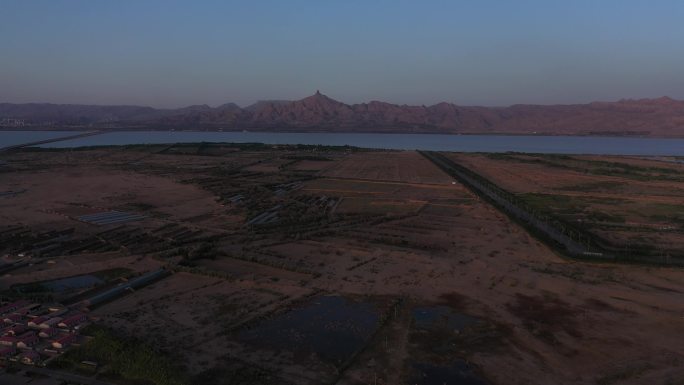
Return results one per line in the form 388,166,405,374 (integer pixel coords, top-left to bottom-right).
413,306,480,332
412,361,489,385
237,295,380,366
37,274,103,293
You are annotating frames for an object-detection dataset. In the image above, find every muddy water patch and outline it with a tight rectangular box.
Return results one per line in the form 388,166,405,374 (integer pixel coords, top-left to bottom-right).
404,304,495,385
13,274,104,294
236,295,384,367
413,305,480,332
411,361,489,385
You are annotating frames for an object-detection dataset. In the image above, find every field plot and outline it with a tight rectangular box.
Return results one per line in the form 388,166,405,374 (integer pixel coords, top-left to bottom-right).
93,272,313,374
230,295,395,385
302,178,469,200
290,159,335,171
321,151,454,184
243,158,290,173
2,145,684,385
0,165,227,229
295,178,473,232
335,197,425,215
448,153,684,257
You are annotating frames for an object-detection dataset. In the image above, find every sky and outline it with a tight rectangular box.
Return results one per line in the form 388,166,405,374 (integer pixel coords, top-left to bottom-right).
1,0,684,108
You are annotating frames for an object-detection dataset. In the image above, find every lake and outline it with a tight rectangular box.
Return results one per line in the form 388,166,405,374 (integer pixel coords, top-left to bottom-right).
2,130,684,155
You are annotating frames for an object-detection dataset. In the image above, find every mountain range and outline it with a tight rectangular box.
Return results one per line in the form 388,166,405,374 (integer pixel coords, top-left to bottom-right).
2,91,684,137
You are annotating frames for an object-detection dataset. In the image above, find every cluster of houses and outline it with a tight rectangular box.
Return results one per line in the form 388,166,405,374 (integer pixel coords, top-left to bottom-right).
0,300,87,366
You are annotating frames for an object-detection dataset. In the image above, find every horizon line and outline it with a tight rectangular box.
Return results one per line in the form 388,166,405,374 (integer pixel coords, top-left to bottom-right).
0,93,679,110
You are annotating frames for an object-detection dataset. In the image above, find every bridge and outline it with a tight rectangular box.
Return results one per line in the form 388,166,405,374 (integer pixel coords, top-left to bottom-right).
0,130,103,152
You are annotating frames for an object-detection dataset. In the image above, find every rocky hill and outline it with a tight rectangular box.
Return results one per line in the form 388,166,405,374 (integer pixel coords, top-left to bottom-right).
2,92,684,136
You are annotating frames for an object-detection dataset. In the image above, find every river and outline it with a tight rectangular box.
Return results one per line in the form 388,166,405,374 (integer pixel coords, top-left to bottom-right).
1,130,684,155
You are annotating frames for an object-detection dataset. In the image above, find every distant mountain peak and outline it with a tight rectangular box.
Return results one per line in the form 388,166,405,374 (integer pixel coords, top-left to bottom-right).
653,96,677,104
217,102,240,110
244,100,292,111
308,90,329,99
180,104,211,111
618,96,679,105
2,94,683,137
301,91,343,105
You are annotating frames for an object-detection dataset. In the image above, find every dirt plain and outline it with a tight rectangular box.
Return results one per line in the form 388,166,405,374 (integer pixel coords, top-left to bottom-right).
449,153,684,257
1,144,683,385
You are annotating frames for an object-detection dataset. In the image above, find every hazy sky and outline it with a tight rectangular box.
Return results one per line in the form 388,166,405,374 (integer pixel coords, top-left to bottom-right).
2,1,684,108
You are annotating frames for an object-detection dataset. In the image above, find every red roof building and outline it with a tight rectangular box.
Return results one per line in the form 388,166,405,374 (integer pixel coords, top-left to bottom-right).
58,314,87,329
52,333,77,350
3,313,21,324
38,327,58,338
38,317,61,329
0,346,16,359
20,350,40,365
0,336,17,346
28,316,48,327
7,325,26,336
0,300,29,316
17,331,39,349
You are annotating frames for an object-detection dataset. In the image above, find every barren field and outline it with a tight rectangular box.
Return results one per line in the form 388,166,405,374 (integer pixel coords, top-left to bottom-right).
1,144,683,385
448,153,684,257
320,151,454,184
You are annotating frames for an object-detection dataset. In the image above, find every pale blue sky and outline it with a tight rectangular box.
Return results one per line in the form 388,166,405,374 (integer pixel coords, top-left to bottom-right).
1,1,683,107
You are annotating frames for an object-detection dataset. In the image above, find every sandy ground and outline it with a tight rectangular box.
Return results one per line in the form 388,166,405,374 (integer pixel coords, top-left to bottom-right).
448,153,684,255
1,146,683,385
321,151,454,184
91,272,314,374
0,165,225,227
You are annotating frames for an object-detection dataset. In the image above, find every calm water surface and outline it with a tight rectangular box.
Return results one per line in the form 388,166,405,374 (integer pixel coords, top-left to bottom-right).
0,130,77,147
2,130,684,155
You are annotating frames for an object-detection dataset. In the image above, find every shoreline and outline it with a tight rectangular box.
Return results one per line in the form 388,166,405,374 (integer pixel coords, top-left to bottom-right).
0,127,679,139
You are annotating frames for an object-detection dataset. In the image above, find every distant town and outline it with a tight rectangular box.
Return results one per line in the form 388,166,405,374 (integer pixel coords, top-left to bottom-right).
0,299,86,367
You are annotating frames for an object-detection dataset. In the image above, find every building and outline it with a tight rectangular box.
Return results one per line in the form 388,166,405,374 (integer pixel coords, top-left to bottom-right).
47,305,66,313
3,313,22,324
28,316,48,328
0,346,16,360
38,317,61,329
6,325,26,336
16,332,39,349
16,303,40,314
0,336,16,346
52,333,77,349
38,327,58,339
20,350,40,365
0,118,26,127
0,300,29,315
58,314,86,329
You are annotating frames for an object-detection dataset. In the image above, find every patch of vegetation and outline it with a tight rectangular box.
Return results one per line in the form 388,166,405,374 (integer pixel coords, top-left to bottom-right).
485,152,684,181
560,158,683,181
123,202,157,211
12,281,49,294
192,364,289,385
506,293,581,344
586,211,626,223
557,181,626,193
91,267,134,281
596,363,654,385
517,193,629,223
283,155,334,161
53,325,187,385
517,193,588,216
484,153,519,161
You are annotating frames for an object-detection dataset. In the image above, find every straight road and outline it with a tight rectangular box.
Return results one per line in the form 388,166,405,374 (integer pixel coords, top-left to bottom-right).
0,131,103,152
419,150,594,256
26,367,115,385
